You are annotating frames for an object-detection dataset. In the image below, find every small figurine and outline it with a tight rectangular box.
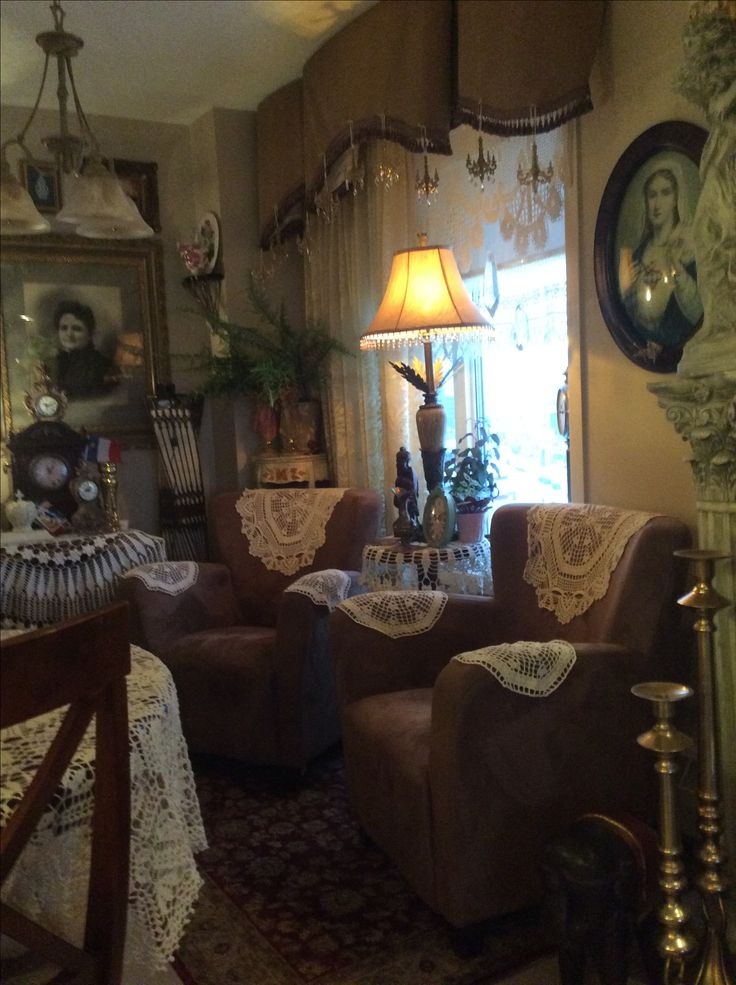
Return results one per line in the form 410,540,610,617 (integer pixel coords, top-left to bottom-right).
392,447,422,545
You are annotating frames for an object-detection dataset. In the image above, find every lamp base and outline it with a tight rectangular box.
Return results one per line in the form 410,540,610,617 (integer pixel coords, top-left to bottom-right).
416,400,446,492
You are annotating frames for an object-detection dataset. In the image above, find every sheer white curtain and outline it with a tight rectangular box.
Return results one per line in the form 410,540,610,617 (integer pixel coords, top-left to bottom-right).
305,142,422,529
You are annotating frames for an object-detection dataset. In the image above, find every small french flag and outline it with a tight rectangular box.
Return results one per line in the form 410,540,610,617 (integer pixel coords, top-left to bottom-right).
84,435,122,463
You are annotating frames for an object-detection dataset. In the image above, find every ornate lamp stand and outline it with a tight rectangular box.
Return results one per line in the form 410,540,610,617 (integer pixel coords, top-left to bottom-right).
632,681,697,983
676,549,734,985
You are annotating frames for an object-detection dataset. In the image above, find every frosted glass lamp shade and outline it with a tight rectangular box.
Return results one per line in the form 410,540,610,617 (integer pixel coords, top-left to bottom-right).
57,160,153,238
0,166,51,235
361,242,490,350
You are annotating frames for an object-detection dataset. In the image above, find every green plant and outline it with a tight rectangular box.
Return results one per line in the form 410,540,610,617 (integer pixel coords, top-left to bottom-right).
443,422,500,510
197,273,351,407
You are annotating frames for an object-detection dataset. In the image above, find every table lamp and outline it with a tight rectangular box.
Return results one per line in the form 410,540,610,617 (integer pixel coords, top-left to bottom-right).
361,234,492,491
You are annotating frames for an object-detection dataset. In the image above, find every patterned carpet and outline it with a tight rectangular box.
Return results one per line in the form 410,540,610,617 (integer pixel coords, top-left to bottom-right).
173,748,553,985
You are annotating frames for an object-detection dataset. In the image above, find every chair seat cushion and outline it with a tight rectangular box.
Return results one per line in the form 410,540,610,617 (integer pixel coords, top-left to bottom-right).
342,689,436,907
161,625,278,761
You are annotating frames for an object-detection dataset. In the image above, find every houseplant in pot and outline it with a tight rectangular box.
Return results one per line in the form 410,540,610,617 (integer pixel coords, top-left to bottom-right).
443,423,500,542
198,273,351,452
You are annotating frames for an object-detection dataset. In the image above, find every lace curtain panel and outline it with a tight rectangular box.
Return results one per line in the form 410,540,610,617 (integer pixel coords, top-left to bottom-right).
523,503,657,623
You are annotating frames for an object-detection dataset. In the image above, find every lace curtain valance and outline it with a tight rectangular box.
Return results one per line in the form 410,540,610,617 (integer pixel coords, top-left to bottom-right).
256,0,604,245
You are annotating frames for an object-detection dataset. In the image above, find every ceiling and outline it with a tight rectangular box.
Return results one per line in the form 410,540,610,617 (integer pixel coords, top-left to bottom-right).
0,0,377,126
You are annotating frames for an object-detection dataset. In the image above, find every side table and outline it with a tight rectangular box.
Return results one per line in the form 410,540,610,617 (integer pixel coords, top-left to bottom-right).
254,451,330,488
0,528,166,628
361,537,493,596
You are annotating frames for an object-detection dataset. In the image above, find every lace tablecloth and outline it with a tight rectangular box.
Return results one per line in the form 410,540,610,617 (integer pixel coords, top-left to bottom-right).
0,528,166,628
361,538,493,596
0,639,207,975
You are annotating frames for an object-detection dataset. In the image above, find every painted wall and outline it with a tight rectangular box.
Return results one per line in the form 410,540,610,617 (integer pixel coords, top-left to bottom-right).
578,0,702,531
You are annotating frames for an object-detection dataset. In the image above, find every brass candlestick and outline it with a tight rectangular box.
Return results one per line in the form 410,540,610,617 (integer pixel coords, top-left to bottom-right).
632,680,697,982
99,462,121,531
675,548,734,985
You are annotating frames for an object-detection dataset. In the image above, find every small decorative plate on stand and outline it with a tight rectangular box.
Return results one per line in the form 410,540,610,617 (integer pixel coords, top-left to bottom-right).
197,212,220,273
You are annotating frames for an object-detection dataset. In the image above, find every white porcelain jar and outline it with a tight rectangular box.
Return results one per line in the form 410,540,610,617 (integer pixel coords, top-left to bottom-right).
5,491,38,532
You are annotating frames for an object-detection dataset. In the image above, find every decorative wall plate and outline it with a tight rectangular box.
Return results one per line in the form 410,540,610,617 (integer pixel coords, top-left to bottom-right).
198,212,220,274
422,487,456,548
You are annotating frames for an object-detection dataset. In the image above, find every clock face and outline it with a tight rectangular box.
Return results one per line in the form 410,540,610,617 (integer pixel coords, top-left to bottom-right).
29,454,71,491
76,478,99,502
35,394,61,419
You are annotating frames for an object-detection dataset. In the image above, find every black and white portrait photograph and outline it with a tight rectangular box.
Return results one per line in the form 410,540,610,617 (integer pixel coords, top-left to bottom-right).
1,237,168,443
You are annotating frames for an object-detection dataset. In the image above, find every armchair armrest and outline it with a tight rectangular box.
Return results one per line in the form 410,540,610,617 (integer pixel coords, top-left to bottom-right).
427,641,659,924
272,570,365,768
330,593,510,707
117,561,241,653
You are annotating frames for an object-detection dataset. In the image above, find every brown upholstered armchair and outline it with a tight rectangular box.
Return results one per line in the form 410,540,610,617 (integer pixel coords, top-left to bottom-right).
118,487,381,769
330,503,690,932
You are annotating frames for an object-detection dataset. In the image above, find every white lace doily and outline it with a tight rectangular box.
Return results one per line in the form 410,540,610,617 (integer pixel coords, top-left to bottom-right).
523,504,656,624
0,644,207,970
284,569,352,611
338,590,448,638
235,488,346,575
453,640,577,697
123,561,200,595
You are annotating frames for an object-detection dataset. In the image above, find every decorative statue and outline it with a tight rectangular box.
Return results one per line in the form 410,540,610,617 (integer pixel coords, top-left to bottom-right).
674,0,736,376
392,447,422,544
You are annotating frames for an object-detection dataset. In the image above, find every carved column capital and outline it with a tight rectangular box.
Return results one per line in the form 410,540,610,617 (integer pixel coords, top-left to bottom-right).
648,371,736,503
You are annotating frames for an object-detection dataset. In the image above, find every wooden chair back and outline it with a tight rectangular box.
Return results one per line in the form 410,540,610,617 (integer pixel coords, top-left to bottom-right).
1,602,131,985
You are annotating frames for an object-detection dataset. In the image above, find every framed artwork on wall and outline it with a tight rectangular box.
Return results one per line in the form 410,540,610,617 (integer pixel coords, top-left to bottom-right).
1,236,169,446
112,158,161,232
19,160,62,214
594,120,707,373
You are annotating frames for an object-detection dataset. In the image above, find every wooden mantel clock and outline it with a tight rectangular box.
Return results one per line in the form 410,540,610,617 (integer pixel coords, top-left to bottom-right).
8,376,85,521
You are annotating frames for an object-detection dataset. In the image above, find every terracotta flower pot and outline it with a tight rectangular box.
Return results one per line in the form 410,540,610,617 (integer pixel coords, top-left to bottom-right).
456,510,486,543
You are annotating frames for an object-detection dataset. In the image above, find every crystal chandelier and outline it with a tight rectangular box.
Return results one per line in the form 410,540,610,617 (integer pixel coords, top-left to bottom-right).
0,0,153,238
516,139,554,195
466,107,497,191
415,131,439,205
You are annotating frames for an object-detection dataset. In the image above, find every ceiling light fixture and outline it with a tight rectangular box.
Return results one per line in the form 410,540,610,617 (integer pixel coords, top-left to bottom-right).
0,0,153,239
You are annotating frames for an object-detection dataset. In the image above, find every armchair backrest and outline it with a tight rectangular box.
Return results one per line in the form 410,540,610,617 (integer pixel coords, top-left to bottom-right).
489,503,690,656
210,487,382,625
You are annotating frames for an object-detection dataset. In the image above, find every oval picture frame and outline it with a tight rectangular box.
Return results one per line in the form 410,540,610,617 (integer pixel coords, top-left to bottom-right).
593,120,707,373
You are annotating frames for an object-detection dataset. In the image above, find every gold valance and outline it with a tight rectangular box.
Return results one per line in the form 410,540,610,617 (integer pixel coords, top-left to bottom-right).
256,78,304,248
454,0,606,135
302,0,452,201
256,0,605,246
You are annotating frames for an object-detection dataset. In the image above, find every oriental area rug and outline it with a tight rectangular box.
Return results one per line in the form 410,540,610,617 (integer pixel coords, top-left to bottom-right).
173,749,553,985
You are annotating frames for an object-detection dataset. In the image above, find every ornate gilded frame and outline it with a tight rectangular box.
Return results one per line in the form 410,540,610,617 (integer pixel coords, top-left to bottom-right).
1,235,168,446
593,120,707,373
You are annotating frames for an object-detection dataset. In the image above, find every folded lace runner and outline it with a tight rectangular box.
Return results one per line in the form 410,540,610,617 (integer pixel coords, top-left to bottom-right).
337,590,448,638
523,504,657,624
285,569,352,611
453,640,577,697
124,561,199,596
235,488,346,576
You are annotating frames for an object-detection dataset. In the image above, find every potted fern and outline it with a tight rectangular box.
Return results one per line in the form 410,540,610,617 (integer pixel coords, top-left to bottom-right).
198,273,350,451
443,423,500,542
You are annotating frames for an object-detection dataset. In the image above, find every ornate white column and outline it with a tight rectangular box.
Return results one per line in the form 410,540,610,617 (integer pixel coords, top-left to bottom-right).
650,0,736,879
649,373,736,878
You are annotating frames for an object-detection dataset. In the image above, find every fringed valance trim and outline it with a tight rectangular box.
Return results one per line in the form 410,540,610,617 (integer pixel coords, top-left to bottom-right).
453,89,594,138
304,117,452,204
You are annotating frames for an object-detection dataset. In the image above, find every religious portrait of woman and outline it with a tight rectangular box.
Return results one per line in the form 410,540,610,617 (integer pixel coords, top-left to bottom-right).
594,122,707,373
